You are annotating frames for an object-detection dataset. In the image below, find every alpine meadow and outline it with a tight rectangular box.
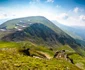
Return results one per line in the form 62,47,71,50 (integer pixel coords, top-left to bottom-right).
0,0,85,70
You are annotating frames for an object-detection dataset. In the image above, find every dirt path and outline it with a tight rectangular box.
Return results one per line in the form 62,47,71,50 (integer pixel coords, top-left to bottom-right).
36,51,52,59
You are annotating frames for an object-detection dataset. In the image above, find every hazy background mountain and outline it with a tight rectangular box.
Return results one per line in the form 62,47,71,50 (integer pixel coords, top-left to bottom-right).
0,19,9,25
52,20,85,46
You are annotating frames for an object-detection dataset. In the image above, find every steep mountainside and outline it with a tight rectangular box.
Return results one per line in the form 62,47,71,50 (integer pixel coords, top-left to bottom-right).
0,16,67,38
0,16,68,36
1,16,85,56
2,23,77,46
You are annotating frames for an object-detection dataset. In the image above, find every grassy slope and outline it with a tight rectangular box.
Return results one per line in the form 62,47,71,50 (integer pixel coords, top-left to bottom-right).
0,16,85,69
0,16,68,36
1,16,85,56
0,41,84,70
69,54,85,70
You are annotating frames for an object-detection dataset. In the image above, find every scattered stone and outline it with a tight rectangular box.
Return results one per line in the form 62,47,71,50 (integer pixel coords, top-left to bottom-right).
14,63,21,67
54,50,74,64
33,56,42,59
75,62,84,70
54,50,66,58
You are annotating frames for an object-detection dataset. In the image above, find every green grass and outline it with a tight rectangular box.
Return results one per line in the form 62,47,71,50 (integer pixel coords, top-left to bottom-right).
69,54,85,70
0,41,22,48
55,44,75,52
0,41,84,70
0,49,81,70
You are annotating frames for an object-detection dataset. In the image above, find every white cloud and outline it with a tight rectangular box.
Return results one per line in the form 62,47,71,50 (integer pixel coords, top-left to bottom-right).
73,7,84,14
73,7,79,13
56,14,85,26
56,5,61,8
32,0,40,2
57,13,69,20
0,10,15,19
80,15,85,21
36,0,40,2
46,0,54,3
0,16,4,19
0,12,7,19
29,0,40,4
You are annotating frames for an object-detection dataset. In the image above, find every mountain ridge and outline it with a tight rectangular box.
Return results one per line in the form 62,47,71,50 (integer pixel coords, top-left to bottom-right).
1,16,85,56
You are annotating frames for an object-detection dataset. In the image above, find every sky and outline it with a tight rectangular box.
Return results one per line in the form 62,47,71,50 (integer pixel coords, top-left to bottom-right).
0,0,85,26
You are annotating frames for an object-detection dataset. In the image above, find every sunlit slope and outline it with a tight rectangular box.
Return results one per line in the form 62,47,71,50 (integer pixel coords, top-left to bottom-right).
0,41,83,70
0,16,85,56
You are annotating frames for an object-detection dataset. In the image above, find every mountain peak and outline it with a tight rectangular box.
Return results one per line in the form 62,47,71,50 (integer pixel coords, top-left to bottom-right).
0,16,85,56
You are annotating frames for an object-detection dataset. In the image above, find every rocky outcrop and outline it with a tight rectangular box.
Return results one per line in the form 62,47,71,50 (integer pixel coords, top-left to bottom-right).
19,48,30,56
54,50,74,64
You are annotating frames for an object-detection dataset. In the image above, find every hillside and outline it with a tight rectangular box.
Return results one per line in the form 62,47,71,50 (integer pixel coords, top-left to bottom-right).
1,23,77,46
0,41,84,70
0,16,68,39
0,16,68,36
0,16,85,70
0,16,85,57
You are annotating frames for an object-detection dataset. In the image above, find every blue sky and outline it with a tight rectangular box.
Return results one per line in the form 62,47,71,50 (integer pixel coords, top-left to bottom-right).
0,0,85,26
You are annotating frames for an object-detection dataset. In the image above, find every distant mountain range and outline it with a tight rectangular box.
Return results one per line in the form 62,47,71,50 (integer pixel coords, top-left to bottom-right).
52,20,85,46
0,16,85,56
0,19,10,25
